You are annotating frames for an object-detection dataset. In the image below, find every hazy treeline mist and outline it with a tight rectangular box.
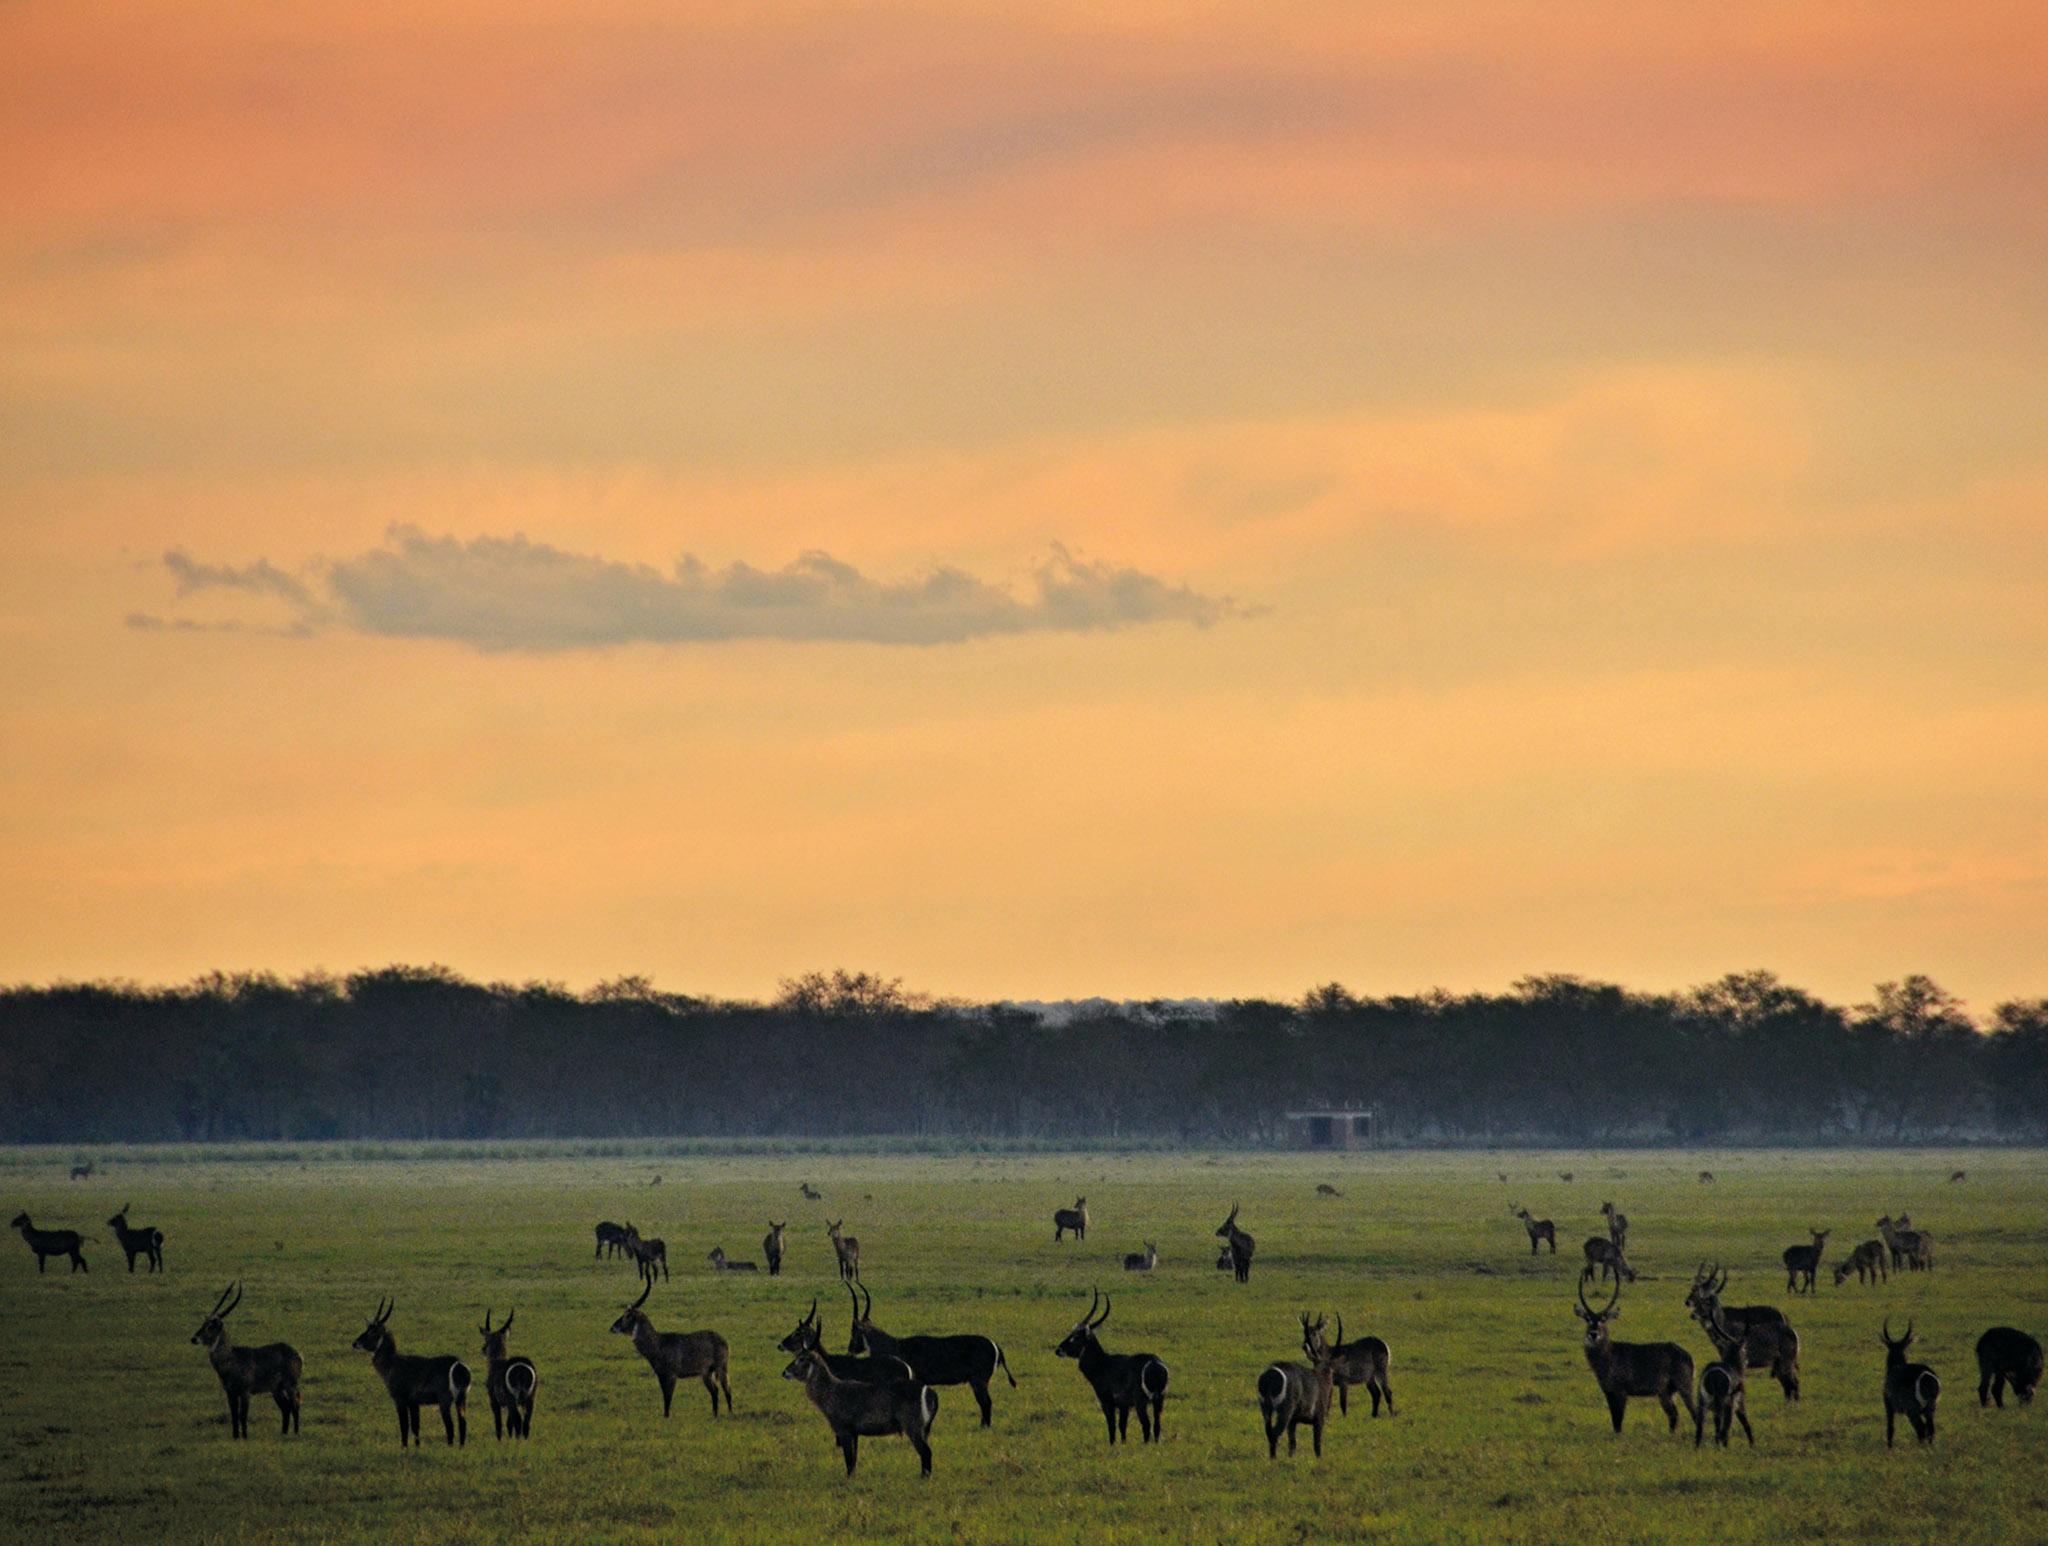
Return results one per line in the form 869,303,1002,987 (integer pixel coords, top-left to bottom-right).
4,968,2044,1146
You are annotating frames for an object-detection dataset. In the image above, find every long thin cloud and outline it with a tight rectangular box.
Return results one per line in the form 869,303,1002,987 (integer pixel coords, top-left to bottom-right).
132,526,1242,651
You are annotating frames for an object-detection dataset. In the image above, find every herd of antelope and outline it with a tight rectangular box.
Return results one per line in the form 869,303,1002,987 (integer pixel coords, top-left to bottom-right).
12,1177,2042,1475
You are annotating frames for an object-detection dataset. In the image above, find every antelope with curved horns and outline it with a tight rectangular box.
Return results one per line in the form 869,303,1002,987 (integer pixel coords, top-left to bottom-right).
1881,1318,1940,1447
190,1282,302,1439
1054,1288,1168,1445
609,1277,731,1418
1574,1274,1697,1436
107,1203,164,1273
351,1297,472,1447
478,1308,538,1440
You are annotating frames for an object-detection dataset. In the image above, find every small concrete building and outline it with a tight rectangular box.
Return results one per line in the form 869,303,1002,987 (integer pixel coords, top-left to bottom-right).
1284,1107,1378,1150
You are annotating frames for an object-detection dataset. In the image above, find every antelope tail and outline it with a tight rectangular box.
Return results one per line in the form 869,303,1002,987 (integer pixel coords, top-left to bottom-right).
995,1342,1017,1388
451,1361,472,1401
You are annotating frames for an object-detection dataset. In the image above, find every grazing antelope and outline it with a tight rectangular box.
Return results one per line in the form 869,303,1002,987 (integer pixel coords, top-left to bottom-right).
1601,1201,1629,1251
624,1224,668,1283
478,1308,538,1440
1575,1276,1697,1436
1698,1171,1716,1184
1054,1289,1169,1445
846,1281,1017,1428
106,1203,164,1273
69,1160,94,1182
799,1181,822,1201
1880,1318,1940,1446
594,1220,627,1259
1256,1314,1339,1458
1511,1205,1557,1255
1976,1327,2043,1408
1558,1171,1574,1183
1876,1215,1933,1273
1216,1204,1255,1284
1950,1170,1968,1183
190,1282,301,1439
827,1219,861,1282
1316,1183,1343,1197
351,1298,472,1447
1497,1172,1509,1184
783,1342,937,1476
1122,1241,1158,1272
609,1278,732,1416
1685,1263,1801,1400
1694,1306,1754,1448
1834,1239,1888,1288
707,1246,758,1273
1216,1242,1235,1270
1781,1228,1829,1294
1053,1197,1090,1242
10,1212,87,1273
763,1221,786,1277
1302,1311,1394,1417
779,1299,918,1384
1581,1236,1635,1285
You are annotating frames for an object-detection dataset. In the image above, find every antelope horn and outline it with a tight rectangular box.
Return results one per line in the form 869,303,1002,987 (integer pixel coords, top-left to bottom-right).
1082,1287,1101,1326
629,1277,652,1311
1882,1316,1894,1344
378,1296,394,1326
481,1308,493,1335
222,1281,242,1318
845,1280,861,1319
804,1297,818,1328
1334,1312,1344,1349
1095,1292,1112,1328
860,1282,872,1320
209,1281,236,1315
500,1309,514,1334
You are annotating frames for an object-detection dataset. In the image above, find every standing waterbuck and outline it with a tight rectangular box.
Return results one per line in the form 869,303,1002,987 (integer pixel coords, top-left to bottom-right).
1256,1314,1339,1458
351,1298,472,1447
1694,1306,1755,1448
827,1219,861,1282
610,1278,732,1417
1053,1197,1090,1242
763,1221,787,1277
1601,1201,1630,1252
1880,1318,1941,1446
1876,1214,1934,1272
1781,1228,1829,1294
190,1282,301,1439
1302,1311,1395,1417
1511,1205,1557,1255
778,1299,918,1384
783,1342,938,1477
1574,1276,1697,1436
1054,1289,1169,1444
1685,1264,1801,1401
11,1212,87,1273
1976,1327,2042,1408
1216,1204,1256,1284
478,1308,537,1440
846,1281,1017,1428
107,1204,164,1273
623,1224,668,1283
1834,1239,1888,1287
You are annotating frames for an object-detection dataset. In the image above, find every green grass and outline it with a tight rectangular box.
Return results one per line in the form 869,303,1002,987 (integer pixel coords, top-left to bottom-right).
2,1148,2043,1543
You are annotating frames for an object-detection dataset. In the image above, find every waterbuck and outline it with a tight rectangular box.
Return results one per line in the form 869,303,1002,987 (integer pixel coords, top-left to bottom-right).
827,1219,861,1282
69,1160,94,1181
1581,1235,1635,1285
1694,1306,1754,1448
1302,1311,1394,1417
1215,1242,1234,1270
190,1282,301,1439
1876,1214,1933,1273
478,1308,537,1440
1950,1169,1967,1183
609,1278,732,1417
1256,1314,1339,1458
783,1342,938,1476
707,1246,758,1273
1881,1319,1940,1446
1316,1183,1343,1197
1976,1327,2043,1408
106,1203,164,1273
10,1212,87,1273
763,1221,786,1277
778,1299,918,1384
624,1224,668,1283
1834,1239,1888,1288
1685,1264,1801,1401
799,1181,822,1200
1511,1204,1557,1255
1698,1171,1716,1184
1054,1289,1169,1444
1558,1171,1574,1183
1053,1196,1090,1242
1575,1276,1697,1436
846,1281,1017,1427
1780,1228,1829,1294
1216,1204,1255,1284
351,1298,472,1447
1122,1241,1158,1272
594,1220,627,1260
1601,1201,1630,1252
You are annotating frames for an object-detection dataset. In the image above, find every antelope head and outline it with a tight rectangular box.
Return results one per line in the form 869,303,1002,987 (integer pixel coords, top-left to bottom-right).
352,1296,395,1354
1055,1288,1110,1358
610,1277,653,1336
191,1280,241,1347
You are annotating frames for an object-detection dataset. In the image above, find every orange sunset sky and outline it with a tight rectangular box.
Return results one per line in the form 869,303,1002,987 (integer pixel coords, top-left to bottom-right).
3,1,2044,1007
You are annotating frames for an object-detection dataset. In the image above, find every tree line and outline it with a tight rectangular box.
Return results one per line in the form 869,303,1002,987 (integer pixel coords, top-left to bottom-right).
3,967,2043,1146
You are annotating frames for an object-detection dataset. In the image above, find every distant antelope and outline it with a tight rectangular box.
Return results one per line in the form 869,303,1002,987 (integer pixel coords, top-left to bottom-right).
609,1277,732,1417
763,1221,786,1277
1122,1241,1158,1272
106,1203,164,1273
1781,1228,1829,1294
778,1298,918,1384
1054,1288,1169,1444
783,1342,937,1476
827,1219,861,1282
1581,1236,1636,1285
846,1281,1016,1427
1698,1171,1716,1184
478,1308,537,1440
1694,1306,1754,1448
351,1298,472,1447
1053,1196,1089,1242
707,1246,758,1273
1833,1239,1888,1287
1316,1183,1343,1197
190,1282,301,1439
1496,1172,1509,1184
1215,1242,1234,1270
1876,1215,1933,1273
1302,1310,1394,1417
1216,1204,1255,1284
624,1224,668,1283
1686,1263,1801,1401
1257,1314,1339,1458
10,1212,87,1273
594,1220,627,1259
799,1181,822,1200
1600,1201,1629,1251
69,1160,93,1182
1976,1327,2042,1408
1575,1276,1697,1435
1880,1318,1940,1446
1511,1205,1557,1255
1558,1171,1574,1183
1949,1170,1967,1183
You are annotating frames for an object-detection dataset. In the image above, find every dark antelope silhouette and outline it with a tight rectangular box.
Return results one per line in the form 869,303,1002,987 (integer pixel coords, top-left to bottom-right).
10,1212,87,1273
594,1220,627,1259
1216,1204,1255,1284
190,1282,301,1439
478,1308,537,1440
1950,1170,1967,1183
1685,1264,1800,1400
1581,1235,1635,1284
1601,1201,1630,1251
351,1298,472,1447
1834,1239,1888,1288
763,1221,786,1277
1698,1171,1716,1184
782,1342,937,1477
1054,1289,1168,1445
707,1246,758,1273
609,1278,732,1417
1694,1306,1754,1448
1558,1171,1574,1183
1215,1242,1234,1271
1053,1196,1089,1242
106,1204,163,1273
846,1281,1016,1427
1575,1276,1697,1436
827,1219,861,1282
1122,1241,1158,1272
1302,1311,1394,1417
1976,1327,2042,1408
1875,1214,1933,1272
1881,1318,1940,1446
69,1160,94,1182
1256,1314,1339,1458
624,1224,668,1283
778,1299,917,1384
1316,1183,1343,1197
1511,1205,1556,1255
1780,1228,1829,1294
799,1182,822,1201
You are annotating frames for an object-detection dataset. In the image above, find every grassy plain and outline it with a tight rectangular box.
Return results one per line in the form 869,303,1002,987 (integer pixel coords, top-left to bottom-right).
1,1146,2043,1544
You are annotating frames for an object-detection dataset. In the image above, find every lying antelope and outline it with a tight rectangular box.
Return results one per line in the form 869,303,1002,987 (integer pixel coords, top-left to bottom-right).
1316,1183,1343,1197
1834,1239,1888,1287
1511,1204,1556,1255
763,1221,786,1277
1881,1318,1940,1446
1302,1311,1394,1417
1216,1204,1255,1284
846,1281,1016,1427
1575,1275,1696,1436
107,1203,164,1273
1781,1228,1829,1294
10,1212,87,1273
1122,1241,1158,1272
1054,1289,1168,1444
610,1278,731,1417
1215,1243,1234,1271
1257,1314,1339,1458
1950,1170,1968,1183
1686,1263,1801,1401
478,1308,538,1440
1695,1306,1754,1448
69,1160,94,1181
1698,1171,1716,1184
351,1297,471,1447
827,1219,861,1282
707,1246,758,1273
1053,1197,1089,1242
190,1282,301,1439
1976,1327,2043,1408
783,1342,937,1476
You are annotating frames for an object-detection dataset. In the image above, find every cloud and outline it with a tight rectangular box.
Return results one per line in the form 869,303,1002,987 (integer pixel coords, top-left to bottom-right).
137,526,1241,651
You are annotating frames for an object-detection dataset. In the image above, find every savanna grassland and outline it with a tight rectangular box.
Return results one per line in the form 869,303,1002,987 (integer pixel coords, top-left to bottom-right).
1,1147,2043,1544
